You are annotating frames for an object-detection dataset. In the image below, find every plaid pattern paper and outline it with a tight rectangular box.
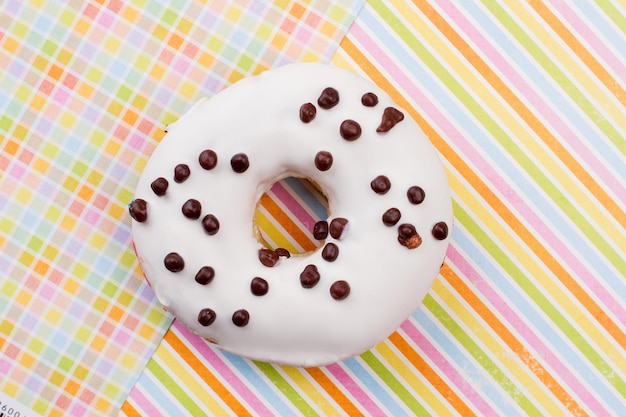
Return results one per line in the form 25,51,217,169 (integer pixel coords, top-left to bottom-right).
0,0,362,416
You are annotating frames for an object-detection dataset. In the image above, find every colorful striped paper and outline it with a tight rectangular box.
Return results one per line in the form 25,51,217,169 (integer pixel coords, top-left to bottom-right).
122,0,625,416
0,0,362,416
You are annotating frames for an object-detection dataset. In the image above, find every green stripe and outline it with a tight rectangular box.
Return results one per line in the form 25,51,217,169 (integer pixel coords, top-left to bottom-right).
369,0,625,274
253,361,319,416
454,200,625,395
483,0,625,153
147,359,208,417
594,0,626,36
423,294,542,415
360,351,431,416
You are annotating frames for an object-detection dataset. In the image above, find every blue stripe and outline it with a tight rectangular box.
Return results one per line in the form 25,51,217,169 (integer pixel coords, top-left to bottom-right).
359,7,625,292
571,1,626,52
283,176,329,219
137,368,192,416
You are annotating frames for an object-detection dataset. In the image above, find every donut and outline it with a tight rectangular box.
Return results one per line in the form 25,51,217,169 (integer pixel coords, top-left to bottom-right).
129,63,453,367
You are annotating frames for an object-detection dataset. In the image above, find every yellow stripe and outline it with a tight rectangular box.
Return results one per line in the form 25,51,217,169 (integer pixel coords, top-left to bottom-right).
254,210,301,254
281,366,339,415
374,341,457,416
388,0,623,246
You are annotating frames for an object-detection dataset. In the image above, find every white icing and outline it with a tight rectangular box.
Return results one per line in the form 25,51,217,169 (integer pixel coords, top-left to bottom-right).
131,63,453,367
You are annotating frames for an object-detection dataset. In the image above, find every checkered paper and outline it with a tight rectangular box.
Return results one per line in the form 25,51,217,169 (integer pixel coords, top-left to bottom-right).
0,0,362,416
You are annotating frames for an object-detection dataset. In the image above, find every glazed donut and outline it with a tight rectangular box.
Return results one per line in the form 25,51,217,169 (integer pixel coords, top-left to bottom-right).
129,63,452,367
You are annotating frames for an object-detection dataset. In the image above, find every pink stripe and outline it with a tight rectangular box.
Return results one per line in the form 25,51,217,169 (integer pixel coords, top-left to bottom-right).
447,245,609,415
437,1,626,206
270,181,318,229
173,321,275,416
349,21,625,328
547,0,626,82
325,363,387,416
128,386,166,417
399,321,498,416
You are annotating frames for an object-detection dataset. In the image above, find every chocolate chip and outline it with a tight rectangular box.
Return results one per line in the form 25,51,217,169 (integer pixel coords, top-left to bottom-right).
317,87,339,109
174,164,190,182
259,248,279,267
195,266,215,285
361,92,378,107
382,208,401,226
370,175,391,194
199,149,218,170
300,102,316,123
232,309,249,327
322,243,339,262
407,186,425,204
300,264,320,288
340,120,361,141
164,252,184,272
432,221,449,240
315,151,333,171
330,280,350,300
198,308,216,326
313,221,329,240
329,218,348,239
202,214,220,235
377,107,405,133
129,199,148,222
251,277,269,296
398,224,422,249
182,199,202,219
151,178,169,196
230,153,249,173
275,248,290,258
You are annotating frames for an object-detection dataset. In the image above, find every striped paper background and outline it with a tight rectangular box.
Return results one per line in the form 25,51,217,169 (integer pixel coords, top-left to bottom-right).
122,1,625,416
0,0,362,416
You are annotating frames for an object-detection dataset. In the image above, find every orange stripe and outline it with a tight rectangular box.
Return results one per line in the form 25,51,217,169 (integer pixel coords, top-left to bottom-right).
528,0,626,107
165,329,253,417
415,1,625,228
259,193,318,251
388,331,477,416
119,400,142,417
305,367,365,417
440,264,588,416
340,27,626,355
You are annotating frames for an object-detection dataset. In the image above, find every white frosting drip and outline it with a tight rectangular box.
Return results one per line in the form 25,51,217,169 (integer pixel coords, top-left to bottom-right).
131,63,453,367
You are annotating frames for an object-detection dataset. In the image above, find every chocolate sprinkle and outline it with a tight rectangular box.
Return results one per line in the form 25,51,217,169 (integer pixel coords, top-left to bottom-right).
250,277,269,296
376,107,405,133
174,164,190,182
164,252,185,272
198,308,216,326
299,102,316,123
329,218,348,239
370,175,391,194
397,224,422,249
182,199,202,219
382,208,401,226
340,120,362,141
407,186,425,204
300,264,320,288
315,151,333,171
151,177,169,196
275,248,290,258
330,280,350,300
317,87,339,109
313,221,329,240
361,92,378,107
129,199,148,222
232,309,249,327
432,221,449,240
202,214,220,235
195,266,215,285
230,153,249,173
259,248,279,267
199,149,218,170
322,243,339,262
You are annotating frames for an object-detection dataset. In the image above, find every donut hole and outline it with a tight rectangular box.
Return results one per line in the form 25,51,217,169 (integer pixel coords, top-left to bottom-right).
253,176,330,255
